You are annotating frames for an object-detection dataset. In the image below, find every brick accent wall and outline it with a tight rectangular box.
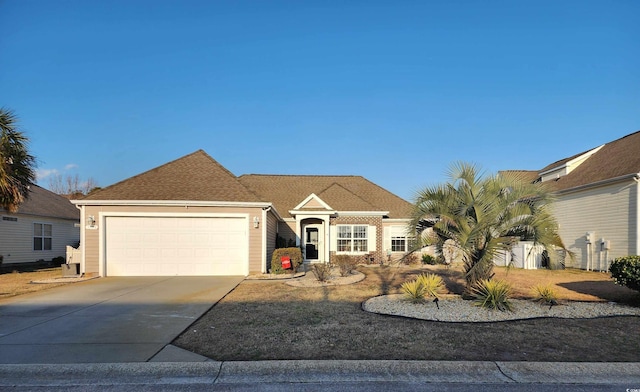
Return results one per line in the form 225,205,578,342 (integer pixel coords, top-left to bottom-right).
330,215,383,264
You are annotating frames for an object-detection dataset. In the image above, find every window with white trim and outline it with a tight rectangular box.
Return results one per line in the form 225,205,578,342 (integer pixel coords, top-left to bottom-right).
337,225,368,252
389,225,416,252
391,236,416,252
34,223,52,251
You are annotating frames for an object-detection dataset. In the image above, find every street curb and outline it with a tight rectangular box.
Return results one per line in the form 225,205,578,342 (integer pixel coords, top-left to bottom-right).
0,361,639,387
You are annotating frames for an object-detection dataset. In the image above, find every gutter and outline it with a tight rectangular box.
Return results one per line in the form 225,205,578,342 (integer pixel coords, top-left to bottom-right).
555,172,640,195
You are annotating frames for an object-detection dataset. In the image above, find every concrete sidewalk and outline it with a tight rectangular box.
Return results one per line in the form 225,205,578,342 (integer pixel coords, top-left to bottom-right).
0,360,638,388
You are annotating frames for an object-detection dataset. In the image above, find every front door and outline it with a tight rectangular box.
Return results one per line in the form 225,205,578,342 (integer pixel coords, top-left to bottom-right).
304,225,322,261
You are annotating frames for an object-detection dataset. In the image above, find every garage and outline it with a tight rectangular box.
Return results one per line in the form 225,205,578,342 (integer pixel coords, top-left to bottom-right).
104,216,248,276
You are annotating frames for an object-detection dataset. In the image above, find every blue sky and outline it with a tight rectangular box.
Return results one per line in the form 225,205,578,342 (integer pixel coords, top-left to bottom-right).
2,0,638,201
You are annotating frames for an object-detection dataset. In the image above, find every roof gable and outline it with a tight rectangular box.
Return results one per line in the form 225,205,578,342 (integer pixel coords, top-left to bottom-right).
81,150,260,202
238,174,411,219
316,182,377,212
3,184,79,221
293,193,334,211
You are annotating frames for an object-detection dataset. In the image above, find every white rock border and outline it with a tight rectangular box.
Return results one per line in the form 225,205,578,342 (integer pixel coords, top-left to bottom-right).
363,294,640,322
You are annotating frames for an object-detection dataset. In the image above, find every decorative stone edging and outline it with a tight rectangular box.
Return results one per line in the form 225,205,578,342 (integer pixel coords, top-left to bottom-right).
363,294,640,322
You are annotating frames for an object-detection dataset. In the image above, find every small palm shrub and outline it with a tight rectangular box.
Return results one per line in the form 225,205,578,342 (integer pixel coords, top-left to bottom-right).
609,256,640,292
333,254,358,277
415,273,444,298
471,279,513,312
311,263,332,282
531,283,559,305
401,279,428,303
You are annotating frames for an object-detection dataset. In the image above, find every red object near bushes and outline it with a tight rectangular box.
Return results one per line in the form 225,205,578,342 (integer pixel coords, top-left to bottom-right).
281,256,292,269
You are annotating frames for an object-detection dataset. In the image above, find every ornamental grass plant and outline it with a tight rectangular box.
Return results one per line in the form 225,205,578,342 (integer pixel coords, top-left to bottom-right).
471,279,513,311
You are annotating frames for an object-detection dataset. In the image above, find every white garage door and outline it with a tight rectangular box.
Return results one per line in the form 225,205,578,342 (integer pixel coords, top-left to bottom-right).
105,216,248,276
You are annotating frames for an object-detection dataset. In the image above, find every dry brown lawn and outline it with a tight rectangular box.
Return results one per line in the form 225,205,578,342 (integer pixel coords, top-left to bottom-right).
0,264,65,300
174,264,640,362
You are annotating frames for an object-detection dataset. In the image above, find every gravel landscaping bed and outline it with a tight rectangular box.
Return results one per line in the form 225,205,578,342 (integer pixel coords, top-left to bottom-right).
363,294,640,322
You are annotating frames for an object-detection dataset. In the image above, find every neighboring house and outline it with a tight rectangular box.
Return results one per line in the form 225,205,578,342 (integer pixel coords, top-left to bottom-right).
503,130,640,271
72,150,413,277
0,184,80,265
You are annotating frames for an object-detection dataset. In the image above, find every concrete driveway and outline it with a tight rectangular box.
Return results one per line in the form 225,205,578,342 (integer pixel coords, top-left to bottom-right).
0,276,244,364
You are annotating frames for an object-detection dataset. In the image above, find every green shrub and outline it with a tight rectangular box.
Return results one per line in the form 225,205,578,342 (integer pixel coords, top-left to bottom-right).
51,256,66,266
401,279,428,303
270,247,303,274
471,279,513,312
421,254,437,265
416,273,444,298
531,283,559,305
609,256,640,292
333,254,358,277
311,263,332,282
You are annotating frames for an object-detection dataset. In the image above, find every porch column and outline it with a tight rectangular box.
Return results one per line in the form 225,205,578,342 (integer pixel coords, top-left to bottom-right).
295,216,301,247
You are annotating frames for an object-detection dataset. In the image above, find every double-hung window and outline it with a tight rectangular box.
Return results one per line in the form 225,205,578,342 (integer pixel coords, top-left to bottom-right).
34,223,53,251
391,236,416,252
389,226,416,252
337,225,368,252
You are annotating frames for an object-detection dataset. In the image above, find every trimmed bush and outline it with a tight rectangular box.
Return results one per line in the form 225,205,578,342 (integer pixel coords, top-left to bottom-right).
333,254,358,277
51,256,66,266
531,283,559,305
609,255,640,292
270,247,303,274
311,263,332,282
416,273,445,299
470,279,513,312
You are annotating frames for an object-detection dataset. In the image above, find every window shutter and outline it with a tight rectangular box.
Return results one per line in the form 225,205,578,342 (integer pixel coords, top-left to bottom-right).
368,225,377,252
383,226,391,253
330,225,337,253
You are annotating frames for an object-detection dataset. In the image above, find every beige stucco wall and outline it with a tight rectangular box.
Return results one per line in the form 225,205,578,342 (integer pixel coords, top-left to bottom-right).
80,204,265,276
553,179,639,270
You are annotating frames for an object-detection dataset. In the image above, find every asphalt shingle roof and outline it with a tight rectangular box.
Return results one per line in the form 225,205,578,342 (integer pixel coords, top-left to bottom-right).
238,174,412,219
81,150,260,202
535,130,640,191
78,150,412,218
4,184,79,220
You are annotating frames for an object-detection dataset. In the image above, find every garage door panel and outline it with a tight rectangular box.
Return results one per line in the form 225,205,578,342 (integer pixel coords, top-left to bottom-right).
105,216,248,276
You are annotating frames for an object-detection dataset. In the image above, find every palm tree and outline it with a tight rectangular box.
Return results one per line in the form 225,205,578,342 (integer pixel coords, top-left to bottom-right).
0,108,36,212
410,162,571,295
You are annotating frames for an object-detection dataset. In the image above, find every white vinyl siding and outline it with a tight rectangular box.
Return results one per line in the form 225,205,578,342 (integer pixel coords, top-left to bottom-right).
553,180,638,270
0,214,79,264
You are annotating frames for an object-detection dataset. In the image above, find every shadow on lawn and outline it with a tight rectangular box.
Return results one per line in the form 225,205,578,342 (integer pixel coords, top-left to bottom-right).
0,261,59,275
558,281,640,306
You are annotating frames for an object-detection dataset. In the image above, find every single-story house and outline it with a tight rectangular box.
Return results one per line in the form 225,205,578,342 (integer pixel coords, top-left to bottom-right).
503,129,640,271
0,184,80,265
72,150,413,277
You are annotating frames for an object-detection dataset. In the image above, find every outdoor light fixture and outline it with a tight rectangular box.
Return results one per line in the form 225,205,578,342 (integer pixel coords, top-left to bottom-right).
253,216,260,228
87,216,96,226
